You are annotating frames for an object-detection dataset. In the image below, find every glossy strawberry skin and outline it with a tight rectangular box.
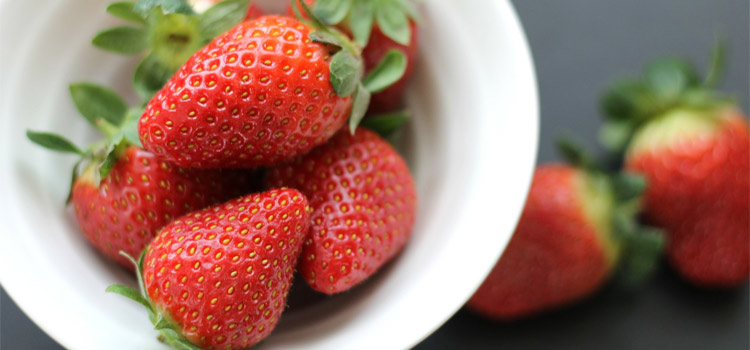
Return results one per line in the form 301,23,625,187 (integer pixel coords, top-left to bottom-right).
363,21,418,114
143,189,310,349
71,146,253,269
265,128,417,294
139,16,353,168
467,165,614,320
626,110,749,286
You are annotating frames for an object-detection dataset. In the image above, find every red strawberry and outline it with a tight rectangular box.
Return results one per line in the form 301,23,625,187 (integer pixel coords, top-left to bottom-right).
108,189,311,350
28,83,255,269
138,15,361,168
625,108,749,286
265,128,417,294
287,0,419,113
601,51,750,287
71,145,252,268
467,165,621,319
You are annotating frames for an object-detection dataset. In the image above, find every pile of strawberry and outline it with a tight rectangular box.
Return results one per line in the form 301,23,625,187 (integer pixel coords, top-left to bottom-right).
469,42,749,320
28,0,419,348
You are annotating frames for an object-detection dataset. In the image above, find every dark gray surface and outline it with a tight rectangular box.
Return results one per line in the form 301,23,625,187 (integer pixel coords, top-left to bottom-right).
2,0,748,349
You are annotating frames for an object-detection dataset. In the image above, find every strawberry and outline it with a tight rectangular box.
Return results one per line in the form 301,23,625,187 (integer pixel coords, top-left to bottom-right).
28,83,254,269
264,128,417,294
601,46,750,287
139,11,408,168
108,189,310,350
468,145,663,320
288,0,419,113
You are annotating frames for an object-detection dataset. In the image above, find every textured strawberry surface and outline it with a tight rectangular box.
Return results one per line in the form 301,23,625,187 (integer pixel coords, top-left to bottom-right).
139,16,353,168
143,189,310,349
467,165,612,319
626,110,749,286
71,146,252,268
363,21,418,113
265,128,417,294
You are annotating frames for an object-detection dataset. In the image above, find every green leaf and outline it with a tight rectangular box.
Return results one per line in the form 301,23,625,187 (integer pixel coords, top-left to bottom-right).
199,0,250,40
349,0,375,46
329,50,361,97
375,3,410,45
349,83,371,133
556,138,596,170
312,0,352,25
92,26,148,54
107,2,146,24
644,59,699,101
98,134,125,180
613,173,646,202
148,12,203,71
69,83,128,127
360,110,410,136
309,30,344,48
106,284,153,311
396,0,421,22
26,130,83,155
134,0,194,15
363,49,407,93
617,228,664,287
122,107,145,147
133,53,175,101
598,120,634,152
704,37,726,87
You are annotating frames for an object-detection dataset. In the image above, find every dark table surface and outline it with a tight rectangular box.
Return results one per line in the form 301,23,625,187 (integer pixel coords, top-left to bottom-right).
2,0,748,349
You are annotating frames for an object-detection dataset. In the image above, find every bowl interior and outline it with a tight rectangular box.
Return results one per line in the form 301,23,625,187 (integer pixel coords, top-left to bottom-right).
0,0,538,349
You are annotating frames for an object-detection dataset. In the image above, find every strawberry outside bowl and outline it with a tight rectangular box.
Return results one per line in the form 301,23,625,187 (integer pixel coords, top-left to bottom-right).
0,0,538,349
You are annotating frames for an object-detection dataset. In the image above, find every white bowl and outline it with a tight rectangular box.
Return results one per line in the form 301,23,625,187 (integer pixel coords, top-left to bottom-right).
0,0,538,349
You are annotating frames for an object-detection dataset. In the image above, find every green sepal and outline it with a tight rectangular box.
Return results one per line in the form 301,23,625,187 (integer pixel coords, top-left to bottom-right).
704,36,726,87
66,158,85,204
395,0,421,23
612,172,646,203
362,49,407,93
313,0,353,25
107,2,147,24
98,134,126,181
69,83,128,128
134,0,195,15
375,2,411,45
349,0,375,47
133,53,176,101
329,50,361,97
199,0,251,40
106,284,152,311
122,107,145,148
598,120,635,152
309,31,344,48
172,339,204,350
154,317,174,330
92,26,149,54
26,130,84,155
349,83,371,133
556,138,597,171
294,0,329,31
643,58,699,102
615,227,664,287
359,110,410,137
147,11,203,71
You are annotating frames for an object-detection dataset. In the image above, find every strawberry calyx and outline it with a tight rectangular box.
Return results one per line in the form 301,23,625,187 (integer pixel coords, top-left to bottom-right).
558,139,664,286
310,0,419,47
27,83,143,199
106,251,203,350
600,39,734,153
95,0,254,101
291,0,408,132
